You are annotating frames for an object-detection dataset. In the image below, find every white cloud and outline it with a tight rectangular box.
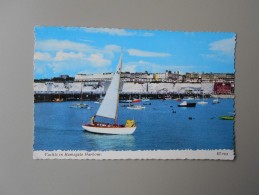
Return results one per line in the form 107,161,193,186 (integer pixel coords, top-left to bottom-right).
47,63,62,73
104,44,121,52
127,49,171,57
209,37,236,56
123,64,138,73
87,53,111,67
84,28,135,36
83,27,155,37
102,44,121,59
34,66,45,74
123,60,194,73
78,66,114,75
35,39,121,60
34,52,52,61
35,39,94,52
54,51,84,61
80,39,94,43
200,54,217,59
47,62,82,74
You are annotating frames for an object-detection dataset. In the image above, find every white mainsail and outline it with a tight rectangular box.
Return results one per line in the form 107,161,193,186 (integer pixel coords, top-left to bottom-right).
96,54,122,120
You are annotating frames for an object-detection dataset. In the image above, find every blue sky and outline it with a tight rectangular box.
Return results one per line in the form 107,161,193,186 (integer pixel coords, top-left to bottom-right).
34,26,236,79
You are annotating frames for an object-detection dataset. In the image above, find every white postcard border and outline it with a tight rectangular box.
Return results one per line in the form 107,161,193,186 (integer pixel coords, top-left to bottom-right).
33,149,234,160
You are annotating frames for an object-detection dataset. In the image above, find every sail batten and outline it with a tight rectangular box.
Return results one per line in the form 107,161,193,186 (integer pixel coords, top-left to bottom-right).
96,55,122,120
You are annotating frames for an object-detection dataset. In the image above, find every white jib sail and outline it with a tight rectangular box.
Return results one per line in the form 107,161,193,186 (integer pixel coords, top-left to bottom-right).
96,54,122,120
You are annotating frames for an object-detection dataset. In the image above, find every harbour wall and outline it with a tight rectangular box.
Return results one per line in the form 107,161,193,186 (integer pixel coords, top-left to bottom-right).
34,82,215,94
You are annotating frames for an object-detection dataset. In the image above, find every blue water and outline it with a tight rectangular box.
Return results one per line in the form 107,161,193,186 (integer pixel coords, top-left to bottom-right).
34,99,234,151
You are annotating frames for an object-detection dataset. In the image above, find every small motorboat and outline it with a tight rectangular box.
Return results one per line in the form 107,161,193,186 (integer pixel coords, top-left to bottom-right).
70,103,90,109
213,98,220,104
119,99,132,103
219,116,234,120
197,101,208,105
183,97,194,100
127,105,145,110
120,104,129,107
132,98,141,103
173,98,182,102
94,98,103,104
164,95,171,100
178,101,196,107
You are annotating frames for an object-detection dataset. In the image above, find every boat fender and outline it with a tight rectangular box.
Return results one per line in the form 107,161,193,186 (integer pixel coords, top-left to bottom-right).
125,120,136,127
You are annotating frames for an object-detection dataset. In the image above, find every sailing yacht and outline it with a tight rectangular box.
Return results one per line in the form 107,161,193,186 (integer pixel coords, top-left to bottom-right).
213,98,220,104
197,92,208,105
82,53,136,135
70,82,90,109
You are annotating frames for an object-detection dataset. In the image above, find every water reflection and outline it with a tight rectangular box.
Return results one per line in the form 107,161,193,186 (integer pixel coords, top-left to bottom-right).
83,132,136,151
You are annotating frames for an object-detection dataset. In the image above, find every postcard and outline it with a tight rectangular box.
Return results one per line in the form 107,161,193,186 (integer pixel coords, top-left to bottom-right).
33,27,236,160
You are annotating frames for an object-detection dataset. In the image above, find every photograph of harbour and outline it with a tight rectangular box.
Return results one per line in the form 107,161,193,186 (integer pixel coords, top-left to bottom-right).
33,27,236,159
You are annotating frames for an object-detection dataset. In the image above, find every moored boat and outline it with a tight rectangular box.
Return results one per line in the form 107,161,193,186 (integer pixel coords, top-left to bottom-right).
164,95,171,100
94,97,103,104
70,103,90,109
119,99,132,103
53,97,63,102
178,101,196,107
197,93,208,105
127,105,145,110
219,116,234,120
213,98,220,104
132,98,141,103
197,101,208,105
142,98,150,102
183,97,194,100
173,98,182,102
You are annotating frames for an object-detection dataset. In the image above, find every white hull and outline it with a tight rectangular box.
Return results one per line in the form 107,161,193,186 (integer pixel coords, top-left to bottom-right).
70,103,90,109
213,99,220,104
120,100,132,103
197,101,208,105
127,106,145,110
82,125,136,135
183,97,194,100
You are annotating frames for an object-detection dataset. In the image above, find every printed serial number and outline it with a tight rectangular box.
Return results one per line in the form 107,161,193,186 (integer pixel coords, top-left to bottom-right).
217,152,229,155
